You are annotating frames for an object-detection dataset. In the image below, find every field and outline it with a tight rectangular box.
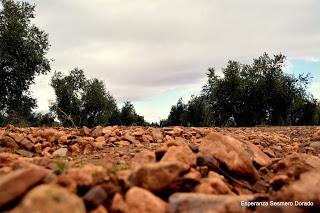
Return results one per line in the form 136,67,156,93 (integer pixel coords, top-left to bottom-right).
1,125,320,213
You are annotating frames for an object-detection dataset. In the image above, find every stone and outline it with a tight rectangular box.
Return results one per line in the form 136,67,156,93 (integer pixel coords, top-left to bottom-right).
94,137,106,149
91,126,103,138
243,141,272,167
194,172,234,195
276,170,320,202
131,150,156,169
263,148,275,158
80,126,91,136
173,127,183,136
111,193,128,213
151,128,163,140
20,138,34,151
90,205,109,213
169,193,253,213
67,164,105,186
269,175,289,191
161,145,196,170
52,148,68,158
309,141,320,150
199,132,259,182
0,135,19,149
125,187,167,213
129,161,187,193
0,167,48,207
11,184,86,213
83,185,108,207
83,143,94,154
102,127,112,137
34,143,42,153
71,143,81,153
117,140,130,147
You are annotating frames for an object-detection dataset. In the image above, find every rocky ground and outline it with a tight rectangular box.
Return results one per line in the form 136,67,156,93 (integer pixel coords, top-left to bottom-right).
1,125,320,213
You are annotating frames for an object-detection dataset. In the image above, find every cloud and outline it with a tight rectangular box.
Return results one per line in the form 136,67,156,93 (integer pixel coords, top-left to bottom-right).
25,0,320,120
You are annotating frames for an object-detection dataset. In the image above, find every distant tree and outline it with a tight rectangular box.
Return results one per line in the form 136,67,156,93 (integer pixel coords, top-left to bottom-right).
51,69,123,127
81,79,117,127
31,112,57,127
118,101,146,126
0,0,50,123
186,95,212,127
165,98,188,126
50,68,86,126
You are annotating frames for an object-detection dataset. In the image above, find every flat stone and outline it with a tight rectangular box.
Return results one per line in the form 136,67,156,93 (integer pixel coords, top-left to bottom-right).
161,145,196,170
52,148,68,157
129,161,187,193
125,187,167,213
0,167,48,207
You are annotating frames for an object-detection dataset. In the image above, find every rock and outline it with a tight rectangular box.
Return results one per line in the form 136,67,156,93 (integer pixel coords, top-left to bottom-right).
269,175,289,191
125,187,167,213
309,141,320,150
129,161,187,193
161,145,196,170
243,141,272,167
173,127,183,136
55,174,77,193
34,143,42,153
94,136,106,149
276,170,320,202
67,164,105,186
132,128,145,136
90,205,109,213
91,126,103,138
169,193,253,213
131,150,156,169
83,143,94,154
83,185,108,207
20,138,34,151
311,129,320,141
194,172,234,195
263,148,275,158
0,167,48,207
12,184,86,213
111,193,128,213
80,126,91,136
52,148,68,158
102,127,112,137
183,169,202,183
151,128,163,140
71,143,81,153
117,140,131,147
199,132,259,182
0,135,19,149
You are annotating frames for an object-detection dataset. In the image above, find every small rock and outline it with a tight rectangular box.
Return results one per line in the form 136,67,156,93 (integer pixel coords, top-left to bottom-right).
20,138,34,151
80,126,91,136
83,143,94,154
129,161,187,193
117,140,131,147
161,145,196,170
52,148,68,158
67,164,105,186
199,132,259,182
269,175,289,191
263,148,275,158
90,205,109,213
91,126,103,138
0,135,19,149
309,141,320,150
34,143,42,153
194,172,234,195
71,143,81,153
111,193,128,213
12,184,86,213
83,185,108,207
173,127,183,136
125,187,167,213
131,150,156,169
0,167,48,207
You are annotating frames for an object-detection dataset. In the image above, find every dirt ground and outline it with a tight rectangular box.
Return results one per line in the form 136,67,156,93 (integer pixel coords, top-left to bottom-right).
1,125,320,213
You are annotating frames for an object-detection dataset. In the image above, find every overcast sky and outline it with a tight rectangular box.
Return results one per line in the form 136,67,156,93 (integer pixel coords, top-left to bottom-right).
28,0,320,122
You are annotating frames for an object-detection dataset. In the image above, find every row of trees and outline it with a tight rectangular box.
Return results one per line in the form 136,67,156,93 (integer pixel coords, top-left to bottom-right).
50,69,146,127
0,0,146,127
163,53,320,127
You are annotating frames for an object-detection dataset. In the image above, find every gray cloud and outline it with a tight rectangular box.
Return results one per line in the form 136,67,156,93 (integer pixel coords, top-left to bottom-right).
27,0,320,112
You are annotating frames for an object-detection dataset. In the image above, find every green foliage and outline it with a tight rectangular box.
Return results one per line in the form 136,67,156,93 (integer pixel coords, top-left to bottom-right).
164,53,320,127
0,0,50,123
115,101,146,126
54,156,69,174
